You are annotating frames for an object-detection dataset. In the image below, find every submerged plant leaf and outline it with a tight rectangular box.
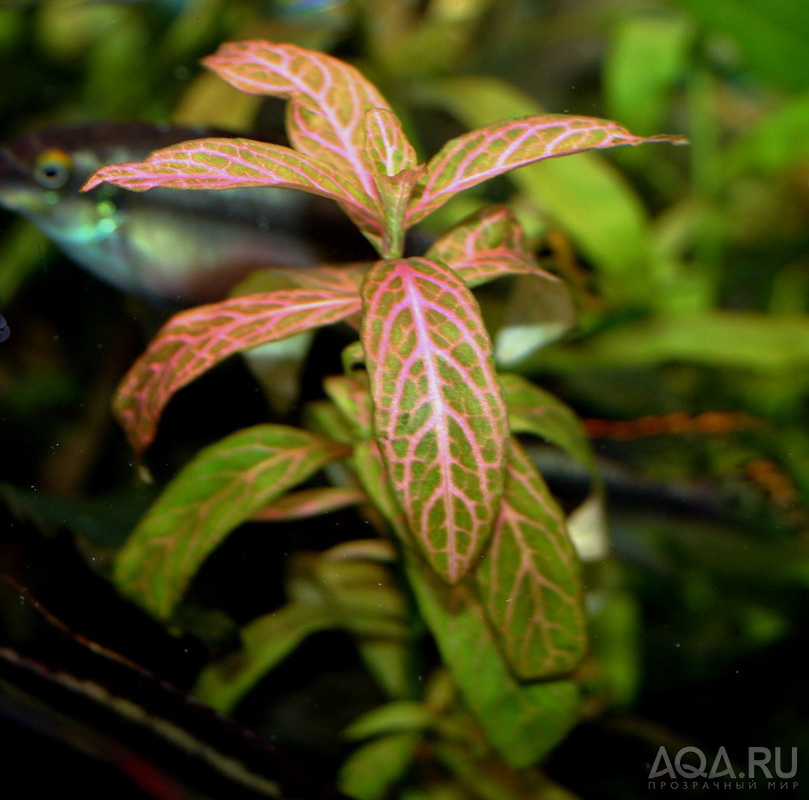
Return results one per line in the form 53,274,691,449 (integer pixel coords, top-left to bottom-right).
404,554,580,768
82,137,382,238
114,425,348,619
477,440,586,680
406,114,686,226
115,289,361,454
350,441,580,766
426,205,559,287
500,373,596,473
203,41,391,200
251,486,366,522
361,257,508,584
238,263,370,294
195,602,337,712
363,108,418,179
339,732,421,800
324,373,374,441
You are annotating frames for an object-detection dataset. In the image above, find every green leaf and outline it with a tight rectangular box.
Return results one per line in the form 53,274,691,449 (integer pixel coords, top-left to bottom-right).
252,486,366,521
426,205,560,288
476,440,586,680
339,732,421,800
420,76,670,302
324,373,374,441
536,311,809,373
83,137,383,240
361,258,509,584
604,13,693,136
726,91,809,176
363,107,419,179
114,425,348,618
233,263,370,294
203,40,392,201
406,111,684,227
350,440,580,764
404,554,580,768
194,602,336,712
362,107,423,256
114,289,361,454
674,0,809,90
344,701,435,740
500,373,596,473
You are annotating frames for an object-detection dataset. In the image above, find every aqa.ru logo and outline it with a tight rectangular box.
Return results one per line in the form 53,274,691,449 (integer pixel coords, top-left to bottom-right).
648,746,797,791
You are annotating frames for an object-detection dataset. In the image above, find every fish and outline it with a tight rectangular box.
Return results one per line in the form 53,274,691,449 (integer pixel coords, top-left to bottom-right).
0,122,374,305
0,513,351,800
0,311,8,342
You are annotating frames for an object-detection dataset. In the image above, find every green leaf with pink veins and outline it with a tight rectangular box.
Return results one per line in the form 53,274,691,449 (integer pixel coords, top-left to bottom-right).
203,41,390,202
361,257,508,584
426,205,561,287
83,137,384,243
405,114,687,226
114,425,350,619
114,288,362,455
476,439,586,680
235,263,371,295
362,108,424,257
350,438,580,766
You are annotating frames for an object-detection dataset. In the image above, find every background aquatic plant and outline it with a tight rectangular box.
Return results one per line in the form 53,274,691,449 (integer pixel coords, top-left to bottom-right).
3,2,809,799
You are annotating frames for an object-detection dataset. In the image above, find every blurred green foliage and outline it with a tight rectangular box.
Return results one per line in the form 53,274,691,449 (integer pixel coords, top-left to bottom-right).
1,1,809,798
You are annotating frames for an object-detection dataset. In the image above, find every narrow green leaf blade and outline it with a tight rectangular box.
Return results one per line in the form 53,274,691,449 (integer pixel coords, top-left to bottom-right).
604,14,693,136
361,258,508,584
115,289,361,455
203,41,391,199
83,137,382,239
406,114,686,225
339,732,421,800
477,440,586,680
194,602,336,712
114,425,349,619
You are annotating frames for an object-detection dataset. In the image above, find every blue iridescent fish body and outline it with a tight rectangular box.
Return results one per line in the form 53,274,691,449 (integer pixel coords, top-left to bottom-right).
0,122,371,305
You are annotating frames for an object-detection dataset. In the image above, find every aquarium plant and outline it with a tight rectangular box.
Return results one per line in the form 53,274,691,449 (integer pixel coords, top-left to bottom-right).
85,40,684,797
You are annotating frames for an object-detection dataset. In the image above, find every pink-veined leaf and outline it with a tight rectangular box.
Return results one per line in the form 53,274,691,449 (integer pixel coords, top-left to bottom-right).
115,289,361,455
350,440,579,765
403,551,580,766
252,486,366,522
427,205,524,260
361,109,423,255
239,263,371,294
476,439,586,680
114,425,349,619
406,115,687,226
363,108,418,178
82,137,383,240
361,257,508,584
203,41,390,201
426,205,560,287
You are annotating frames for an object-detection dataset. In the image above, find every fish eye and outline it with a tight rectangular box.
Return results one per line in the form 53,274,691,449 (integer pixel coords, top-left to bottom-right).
32,148,73,190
